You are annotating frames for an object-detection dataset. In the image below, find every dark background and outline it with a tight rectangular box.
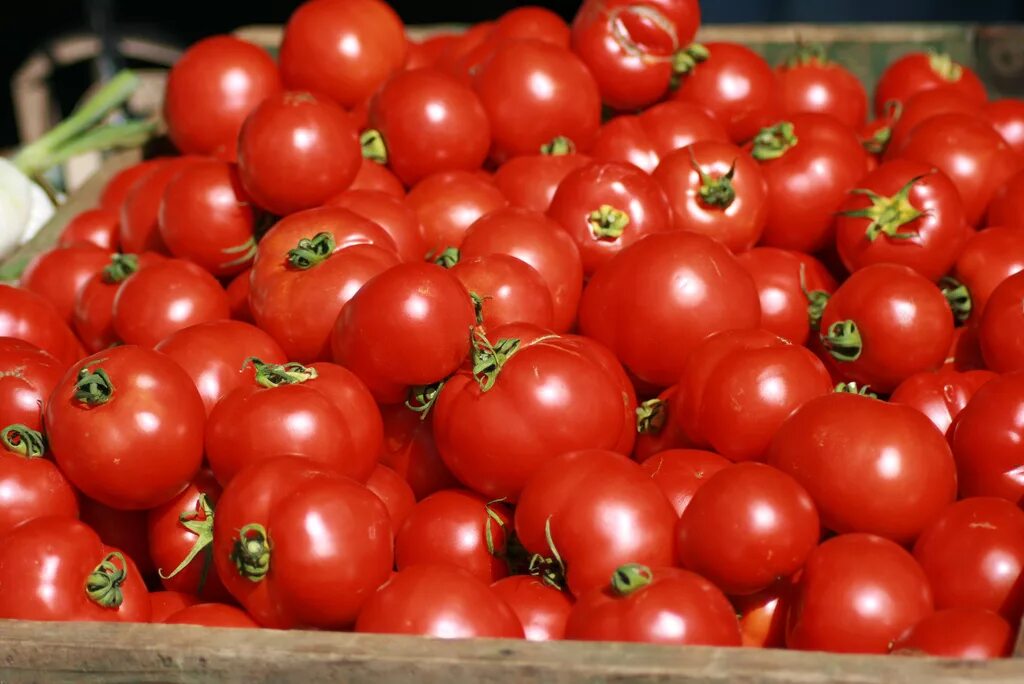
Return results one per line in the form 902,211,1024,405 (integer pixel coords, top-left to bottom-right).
4,0,1024,148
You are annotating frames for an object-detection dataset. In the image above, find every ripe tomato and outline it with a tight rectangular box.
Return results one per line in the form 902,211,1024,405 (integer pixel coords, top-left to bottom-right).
835,161,966,280
279,0,407,109
164,603,259,628
632,386,698,462
164,36,282,161
493,151,592,213
378,404,459,500
890,367,997,435
946,324,987,372
46,345,205,510
490,575,573,641
326,190,426,264
672,42,780,143
20,244,110,325
874,51,986,116
59,208,119,251
112,259,230,348
78,496,154,579
734,579,792,648
987,169,1024,230
548,161,673,276
473,39,601,162
892,609,1013,659
776,46,867,128
101,159,164,215
435,22,495,74
984,99,1024,155
0,516,150,622
952,226,1024,323
213,456,392,629
767,392,957,543
913,497,1024,623
249,206,399,361
980,271,1024,372
365,463,415,528
565,564,741,645
158,160,256,278
491,6,572,47
356,564,523,638
883,86,983,153
149,591,199,622
120,156,202,254
0,337,65,431
786,533,932,653
349,156,405,196
406,170,508,256
449,253,554,329
860,100,901,160
304,361,384,477
579,230,760,388
0,424,77,537
752,113,869,253
639,449,729,517
226,268,253,323
0,285,83,367
73,252,163,352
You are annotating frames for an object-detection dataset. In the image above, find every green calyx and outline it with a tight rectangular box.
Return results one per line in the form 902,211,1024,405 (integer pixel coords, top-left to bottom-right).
471,328,521,392
928,51,963,82
821,319,863,362
799,264,830,332
158,494,215,593
101,254,140,284
405,380,446,420
863,100,902,156
85,551,128,609
939,276,972,325
0,424,46,458
689,149,737,208
588,205,630,240
540,136,575,156
842,174,927,242
636,398,666,435
287,232,335,269
672,42,709,76
244,358,318,388
431,246,460,269
220,237,258,270
527,516,566,590
231,523,271,582
483,498,509,559
782,43,830,69
751,122,799,161
834,381,877,398
611,563,654,596
73,367,114,406
360,129,388,165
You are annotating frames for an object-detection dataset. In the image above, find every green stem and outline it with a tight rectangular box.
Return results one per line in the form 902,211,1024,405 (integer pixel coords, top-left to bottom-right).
471,329,520,392
527,516,566,590
588,205,630,240
672,42,709,76
360,129,388,164
0,424,46,458
689,149,736,208
244,358,318,388
939,276,972,325
483,498,509,559
102,254,140,284
540,136,575,155
231,523,271,582
834,381,877,398
610,563,654,596
221,237,258,269
821,320,863,362
799,264,830,332
85,551,128,609
22,121,156,173
74,367,115,406
751,122,799,161
842,174,927,241
287,232,335,269
635,398,666,435
783,43,830,68
405,380,446,420
157,494,215,594
928,51,963,82
431,247,460,269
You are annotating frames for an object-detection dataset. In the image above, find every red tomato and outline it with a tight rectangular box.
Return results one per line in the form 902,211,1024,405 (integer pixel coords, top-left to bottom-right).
349,156,405,196
734,580,792,648
913,497,1024,623
787,533,932,653
946,324,987,372
0,424,77,537
776,46,867,128
378,404,459,500
548,161,673,275
752,113,869,253
639,449,728,517
279,0,407,109
249,206,399,361
305,361,384,471
213,457,392,629
890,367,997,435
0,337,65,431
226,269,253,323
120,157,203,254
164,36,282,161
406,170,507,256
406,34,462,71
20,244,110,325
164,603,259,628
0,285,83,367
490,575,573,641
672,42,780,144
473,40,601,162
365,463,416,528
653,140,767,253
101,159,164,215
565,564,741,645
73,252,163,352
892,609,1012,659
493,151,592,213
874,51,986,116
579,230,761,388
492,6,572,48
835,161,966,280
149,591,199,622
859,100,902,160
952,226,1024,322
767,392,957,543
78,497,154,579
632,387,698,463
356,564,524,638
58,208,119,251
449,253,555,329
987,169,1024,230
0,516,150,622
979,271,1024,372
326,190,425,264
884,86,983,153
112,259,230,348
984,98,1024,155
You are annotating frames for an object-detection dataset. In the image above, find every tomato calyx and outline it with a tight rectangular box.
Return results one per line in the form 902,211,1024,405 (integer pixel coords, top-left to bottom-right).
842,174,927,242
360,129,388,165
471,328,521,392
101,253,140,284
244,358,318,388
834,381,878,398
939,276,972,325
927,51,964,82
527,516,567,590
588,205,630,241
862,101,902,156
610,562,654,596
636,398,667,435
0,424,47,458
689,149,737,208
74,367,115,406
158,493,215,592
800,264,830,332
85,551,128,609
231,523,271,582
405,380,446,420
286,232,335,270
221,237,259,270
430,246,460,269
672,43,710,77
821,320,863,362
540,136,576,156
782,43,831,69
751,122,799,161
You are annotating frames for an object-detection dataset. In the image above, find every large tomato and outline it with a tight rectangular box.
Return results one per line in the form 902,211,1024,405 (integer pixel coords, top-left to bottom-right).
890,367,997,435
874,51,986,116
377,403,459,500
20,244,110,325
492,151,592,213
0,424,78,537
776,45,867,128
0,285,83,367
405,170,508,256
979,271,1024,372
640,448,729,517
952,226,1024,323
449,253,554,329
0,337,65,431
984,99,1024,155
58,207,119,251
73,252,164,353
883,86,983,153
987,169,1024,230
326,190,426,264
892,609,1013,659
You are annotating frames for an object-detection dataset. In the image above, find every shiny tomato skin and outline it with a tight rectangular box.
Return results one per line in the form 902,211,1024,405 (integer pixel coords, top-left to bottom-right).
120,157,203,254
46,346,205,510
450,253,554,329
164,603,259,628
890,368,997,435
913,497,1024,623
490,575,573,641
786,533,932,653
164,35,282,161
987,169,1024,230
777,55,867,129
653,140,768,253
20,244,111,326
640,449,729,517
73,252,164,353
493,153,592,214
892,609,1013,659
349,157,405,196
767,392,957,544
874,51,986,116
0,337,65,431
984,99,1024,155
279,0,407,108
226,269,253,323
112,259,230,348
734,580,792,649
101,159,164,215
952,226,1024,323
406,170,508,256
0,285,84,367
326,190,426,264
473,39,602,163
884,86,983,154
0,430,78,537
979,271,1024,372
365,463,416,528
305,361,383,479
149,591,199,622
78,497,155,579
59,208,119,251
378,404,459,500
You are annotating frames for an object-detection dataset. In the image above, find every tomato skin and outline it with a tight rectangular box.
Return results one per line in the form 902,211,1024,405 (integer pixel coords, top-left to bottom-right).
73,252,164,353
672,42,780,144
406,33,463,71
305,361,383,479
349,157,405,196
548,161,673,276
987,169,1024,230
59,208,119,251
892,609,1012,659
490,575,573,641
21,244,111,326
0,338,65,431
884,86,983,154
226,269,254,323
378,404,458,500
365,464,415,528
0,428,78,538
149,591,199,622
356,564,524,638
734,580,792,648
164,36,282,161
565,565,741,646
493,153,592,214
979,271,1024,372
0,285,84,367
874,51,986,117
640,449,728,517
984,99,1024,156
120,157,203,254
0,516,150,622
777,55,867,129
579,230,761,388
279,0,407,109
164,603,259,628
326,190,425,264
952,226,1024,323
406,170,508,256
473,40,602,163
78,497,155,579
913,497,1024,623
101,159,164,215
450,253,554,329
890,368,997,435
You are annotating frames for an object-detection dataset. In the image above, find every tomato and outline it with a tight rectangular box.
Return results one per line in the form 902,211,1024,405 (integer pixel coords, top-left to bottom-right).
548,161,673,275
378,404,459,500
304,361,384,473
0,285,84,367
565,564,741,645
158,160,256,278
59,208,119,251
835,161,966,281
449,253,554,329
365,463,416,528
952,226,1024,322
213,456,392,629
73,252,163,353
45,346,204,510
436,22,495,75
767,392,956,543
20,244,110,325
490,6,572,48
331,262,475,404
461,207,583,333
473,40,601,162
78,497,154,579
406,170,507,256
112,259,230,348
776,46,867,129
984,98,1024,155
120,156,203,254
860,100,902,160
164,35,282,161
0,338,65,431
0,424,77,537
279,0,407,109
752,113,869,253
356,564,524,638
493,151,592,213
226,268,253,323
632,387,697,462
326,190,425,264
640,450,730,518
579,230,761,388
892,609,1012,659
890,367,997,435
979,271,1024,372
913,497,1024,623
787,533,932,653
149,591,199,622
164,603,259,628
652,140,767,253
948,371,1024,503
406,34,462,71
0,516,150,622
874,51,986,116
490,575,573,641
101,159,164,215
672,42,780,144
733,580,792,648
249,206,399,361
884,86,983,153
987,169,1024,230
349,156,405,196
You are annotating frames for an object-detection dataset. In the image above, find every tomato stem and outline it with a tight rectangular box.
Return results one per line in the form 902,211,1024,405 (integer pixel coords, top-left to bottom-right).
928,51,963,82
74,367,115,406
588,205,630,240
751,122,799,161
610,563,654,596
799,263,830,332
85,551,128,609
834,381,877,398
244,358,318,388
220,236,258,269
821,319,863,362
782,43,830,69
527,516,566,590
471,328,520,392
939,276,972,325
672,42,709,76
0,424,46,458
431,246,460,269
688,149,737,208
360,129,388,165
842,174,927,242
862,100,903,156
540,136,576,156
635,398,666,435
405,380,446,420
287,232,335,269
158,494,215,593
102,253,140,284
231,523,271,582
483,498,509,560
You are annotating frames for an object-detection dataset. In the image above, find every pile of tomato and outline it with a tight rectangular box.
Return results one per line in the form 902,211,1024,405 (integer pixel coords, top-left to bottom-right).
1,0,1023,661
